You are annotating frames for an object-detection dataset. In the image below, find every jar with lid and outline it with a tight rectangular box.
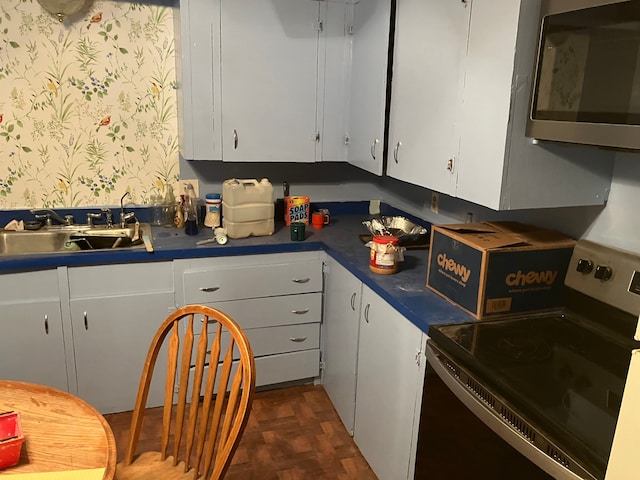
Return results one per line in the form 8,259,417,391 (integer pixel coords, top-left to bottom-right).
369,235,400,275
204,193,222,228
149,194,164,226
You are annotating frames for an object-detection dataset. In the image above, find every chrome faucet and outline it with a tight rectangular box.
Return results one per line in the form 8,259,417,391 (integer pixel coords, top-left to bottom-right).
101,207,114,228
30,209,74,226
120,192,132,228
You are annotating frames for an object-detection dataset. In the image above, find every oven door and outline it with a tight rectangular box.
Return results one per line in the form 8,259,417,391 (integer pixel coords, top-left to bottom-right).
418,342,595,480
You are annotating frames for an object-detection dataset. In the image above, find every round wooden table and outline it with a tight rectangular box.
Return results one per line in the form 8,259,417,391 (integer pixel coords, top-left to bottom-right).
0,380,116,478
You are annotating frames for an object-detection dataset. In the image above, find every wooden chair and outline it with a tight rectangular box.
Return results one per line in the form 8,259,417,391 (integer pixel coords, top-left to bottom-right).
115,305,256,480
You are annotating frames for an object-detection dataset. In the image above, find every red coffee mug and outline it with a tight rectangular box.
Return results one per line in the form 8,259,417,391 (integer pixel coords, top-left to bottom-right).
312,211,329,229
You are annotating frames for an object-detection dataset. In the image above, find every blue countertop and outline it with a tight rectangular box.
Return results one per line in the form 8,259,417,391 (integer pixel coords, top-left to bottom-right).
0,206,474,333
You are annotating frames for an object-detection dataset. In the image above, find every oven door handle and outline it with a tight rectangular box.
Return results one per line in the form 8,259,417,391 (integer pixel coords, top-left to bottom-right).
425,344,593,480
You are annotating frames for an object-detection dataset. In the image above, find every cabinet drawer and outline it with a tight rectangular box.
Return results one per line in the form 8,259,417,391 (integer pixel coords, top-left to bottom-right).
194,323,320,362
69,262,174,298
0,269,60,302
189,293,322,333
183,260,322,303
190,349,320,394
255,349,320,386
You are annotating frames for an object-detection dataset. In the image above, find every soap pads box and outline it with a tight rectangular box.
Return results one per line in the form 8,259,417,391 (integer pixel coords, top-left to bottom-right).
426,222,575,319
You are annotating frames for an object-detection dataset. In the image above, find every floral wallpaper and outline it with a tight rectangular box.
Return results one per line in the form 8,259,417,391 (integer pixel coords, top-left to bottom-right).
0,0,179,209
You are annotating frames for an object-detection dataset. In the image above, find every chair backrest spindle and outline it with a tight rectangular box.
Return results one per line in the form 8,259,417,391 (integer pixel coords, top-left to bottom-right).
121,305,255,480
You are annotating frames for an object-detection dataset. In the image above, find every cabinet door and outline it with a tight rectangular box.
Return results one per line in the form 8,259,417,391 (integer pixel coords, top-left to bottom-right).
346,0,391,175
455,0,520,208
70,293,175,414
220,0,320,162
386,0,470,193
0,301,68,391
322,257,362,434
354,285,425,480
175,0,222,160
455,0,614,210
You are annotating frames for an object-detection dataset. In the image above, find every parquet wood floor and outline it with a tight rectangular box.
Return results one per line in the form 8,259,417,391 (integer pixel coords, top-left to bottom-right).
104,384,377,480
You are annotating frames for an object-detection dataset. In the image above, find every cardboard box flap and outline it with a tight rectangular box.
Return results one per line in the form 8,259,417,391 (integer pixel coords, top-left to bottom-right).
484,221,539,234
519,228,576,246
467,233,530,249
437,222,500,234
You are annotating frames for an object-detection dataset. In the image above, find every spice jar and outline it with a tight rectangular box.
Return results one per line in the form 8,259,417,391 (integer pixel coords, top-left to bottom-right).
369,235,399,275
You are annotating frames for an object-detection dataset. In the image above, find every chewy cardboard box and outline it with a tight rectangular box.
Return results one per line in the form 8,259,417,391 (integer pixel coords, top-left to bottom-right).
426,222,575,319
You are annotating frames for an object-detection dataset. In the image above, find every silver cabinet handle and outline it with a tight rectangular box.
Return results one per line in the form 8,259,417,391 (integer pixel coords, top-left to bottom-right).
447,157,454,172
291,308,310,315
83,311,88,330
289,337,308,342
233,129,238,149
393,141,401,164
364,303,370,323
292,278,310,284
370,138,379,160
350,292,356,311
199,286,220,292
44,314,49,335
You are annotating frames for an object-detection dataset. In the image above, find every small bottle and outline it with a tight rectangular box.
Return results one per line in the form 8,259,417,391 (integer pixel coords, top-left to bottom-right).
163,186,175,227
174,195,185,228
183,183,199,235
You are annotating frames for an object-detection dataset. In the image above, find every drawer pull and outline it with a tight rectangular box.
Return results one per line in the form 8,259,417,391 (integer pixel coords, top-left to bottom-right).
199,286,220,293
292,277,310,284
289,337,308,342
291,308,310,315
44,314,49,335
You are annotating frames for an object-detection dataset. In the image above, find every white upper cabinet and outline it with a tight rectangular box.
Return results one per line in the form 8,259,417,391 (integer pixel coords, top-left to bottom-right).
386,0,614,210
344,0,391,175
220,0,321,162
176,0,353,163
386,0,470,193
174,0,222,160
455,0,614,210
176,0,320,162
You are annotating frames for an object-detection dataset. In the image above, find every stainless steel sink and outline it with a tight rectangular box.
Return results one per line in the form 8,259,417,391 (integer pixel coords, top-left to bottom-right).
0,223,149,255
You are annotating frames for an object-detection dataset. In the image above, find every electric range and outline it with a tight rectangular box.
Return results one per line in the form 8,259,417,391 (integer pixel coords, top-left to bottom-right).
426,239,640,480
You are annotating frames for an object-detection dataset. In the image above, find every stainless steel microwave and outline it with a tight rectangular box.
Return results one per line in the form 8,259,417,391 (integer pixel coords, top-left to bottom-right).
527,0,640,150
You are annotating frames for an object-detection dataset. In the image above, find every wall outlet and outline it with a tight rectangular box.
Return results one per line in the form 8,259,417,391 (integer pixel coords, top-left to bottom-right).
369,199,381,215
180,179,199,198
430,192,439,214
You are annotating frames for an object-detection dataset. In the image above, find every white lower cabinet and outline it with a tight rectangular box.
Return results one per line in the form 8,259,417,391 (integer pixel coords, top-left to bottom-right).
322,257,362,434
354,285,426,480
322,259,427,480
174,252,324,388
0,269,68,391
68,262,175,414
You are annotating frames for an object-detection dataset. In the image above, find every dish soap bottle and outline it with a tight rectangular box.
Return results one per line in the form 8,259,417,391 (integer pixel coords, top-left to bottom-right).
183,183,199,235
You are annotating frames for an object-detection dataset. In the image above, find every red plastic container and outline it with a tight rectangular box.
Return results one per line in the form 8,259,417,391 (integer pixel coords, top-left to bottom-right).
0,411,24,470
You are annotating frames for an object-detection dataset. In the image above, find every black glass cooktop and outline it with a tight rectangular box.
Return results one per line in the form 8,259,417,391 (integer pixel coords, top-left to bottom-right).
429,299,640,480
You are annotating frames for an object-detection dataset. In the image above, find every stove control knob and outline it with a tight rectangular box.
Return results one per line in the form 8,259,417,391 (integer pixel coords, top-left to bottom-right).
576,258,593,274
594,265,613,281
